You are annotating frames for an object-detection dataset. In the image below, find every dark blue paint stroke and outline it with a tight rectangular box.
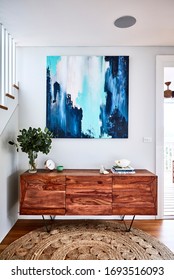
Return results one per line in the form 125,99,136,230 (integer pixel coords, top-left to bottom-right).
66,94,83,138
46,67,52,129
53,82,60,103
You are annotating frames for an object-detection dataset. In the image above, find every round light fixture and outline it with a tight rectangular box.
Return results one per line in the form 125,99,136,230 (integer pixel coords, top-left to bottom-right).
114,15,136,28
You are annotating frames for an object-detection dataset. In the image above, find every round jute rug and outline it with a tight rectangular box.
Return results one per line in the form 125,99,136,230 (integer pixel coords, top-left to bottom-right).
0,221,174,260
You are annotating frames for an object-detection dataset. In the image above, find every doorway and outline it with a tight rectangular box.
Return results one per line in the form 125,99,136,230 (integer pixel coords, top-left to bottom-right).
156,56,174,218
164,67,174,216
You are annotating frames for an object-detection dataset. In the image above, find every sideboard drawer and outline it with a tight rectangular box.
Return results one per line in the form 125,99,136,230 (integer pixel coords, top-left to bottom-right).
66,175,112,189
112,175,157,215
66,175,112,215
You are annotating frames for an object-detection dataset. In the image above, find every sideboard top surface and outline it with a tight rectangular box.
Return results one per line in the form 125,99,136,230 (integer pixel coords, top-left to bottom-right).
21,169,157,177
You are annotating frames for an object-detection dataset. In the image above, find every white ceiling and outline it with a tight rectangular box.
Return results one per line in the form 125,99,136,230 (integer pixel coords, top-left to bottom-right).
0,0,174,47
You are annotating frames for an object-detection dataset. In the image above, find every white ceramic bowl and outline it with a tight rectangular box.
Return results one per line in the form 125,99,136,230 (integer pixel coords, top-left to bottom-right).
115,159,130,168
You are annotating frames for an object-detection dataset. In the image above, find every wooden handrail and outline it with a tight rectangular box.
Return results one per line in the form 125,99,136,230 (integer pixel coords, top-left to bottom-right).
0,104,8,110
6,93,15,99
13,84,19,90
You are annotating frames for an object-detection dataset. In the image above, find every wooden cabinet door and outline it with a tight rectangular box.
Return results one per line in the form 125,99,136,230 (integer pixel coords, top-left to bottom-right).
112,174,157,215
66,175,112,215
20,172,66,215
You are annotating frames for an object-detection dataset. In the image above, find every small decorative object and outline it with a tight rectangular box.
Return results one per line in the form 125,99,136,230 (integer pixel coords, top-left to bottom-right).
100,165,105,173
8,127,53,173
57,165,64,172
164,81,172,98
45,159,55,170
100,165,109,175
115,159,131,168
103,170,109,175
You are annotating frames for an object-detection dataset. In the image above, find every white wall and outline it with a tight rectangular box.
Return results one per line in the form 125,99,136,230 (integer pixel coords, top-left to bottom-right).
17,46,174,173
0,107,19,241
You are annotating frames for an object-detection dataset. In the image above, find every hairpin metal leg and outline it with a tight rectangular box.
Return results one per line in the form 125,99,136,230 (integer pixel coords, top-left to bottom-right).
42,215,56,232
122,215,135,231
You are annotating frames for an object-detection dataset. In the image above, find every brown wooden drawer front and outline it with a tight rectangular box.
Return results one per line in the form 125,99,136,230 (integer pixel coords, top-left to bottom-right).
112,176,157,215
66,175,112,215
66,176,112,189
20,174,66,215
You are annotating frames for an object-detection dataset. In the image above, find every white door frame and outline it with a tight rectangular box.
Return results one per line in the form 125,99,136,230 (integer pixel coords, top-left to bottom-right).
156,55,174,219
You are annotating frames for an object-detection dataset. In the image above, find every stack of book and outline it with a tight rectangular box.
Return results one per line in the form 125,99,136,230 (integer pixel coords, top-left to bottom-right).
111,165,135,174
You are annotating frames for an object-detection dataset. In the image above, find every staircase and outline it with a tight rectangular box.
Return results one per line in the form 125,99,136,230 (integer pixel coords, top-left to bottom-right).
0,23,18,135
0,84,19,135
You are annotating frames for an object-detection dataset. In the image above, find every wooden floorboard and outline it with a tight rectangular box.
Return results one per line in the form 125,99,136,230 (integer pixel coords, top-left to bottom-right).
0,219,174,255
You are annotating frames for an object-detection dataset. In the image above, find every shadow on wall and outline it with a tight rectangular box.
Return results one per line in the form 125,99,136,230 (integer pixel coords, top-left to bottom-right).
7,171,19,222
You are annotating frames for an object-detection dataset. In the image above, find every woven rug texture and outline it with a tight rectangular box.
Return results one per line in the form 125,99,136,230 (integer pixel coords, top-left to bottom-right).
0,221,174,260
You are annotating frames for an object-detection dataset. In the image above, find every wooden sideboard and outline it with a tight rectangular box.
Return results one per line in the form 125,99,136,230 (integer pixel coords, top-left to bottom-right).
20,169,157,217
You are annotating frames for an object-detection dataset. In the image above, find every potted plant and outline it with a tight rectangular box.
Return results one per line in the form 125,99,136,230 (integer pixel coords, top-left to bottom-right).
9,127,53,173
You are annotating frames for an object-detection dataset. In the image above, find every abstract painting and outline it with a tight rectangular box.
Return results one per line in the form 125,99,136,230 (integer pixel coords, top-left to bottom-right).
46,56,129,138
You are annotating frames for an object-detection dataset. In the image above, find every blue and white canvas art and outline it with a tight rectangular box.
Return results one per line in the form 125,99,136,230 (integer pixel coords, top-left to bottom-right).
46,56,129,138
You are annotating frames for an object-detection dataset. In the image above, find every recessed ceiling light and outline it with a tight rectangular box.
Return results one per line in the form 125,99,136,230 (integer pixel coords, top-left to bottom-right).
114,16,136,28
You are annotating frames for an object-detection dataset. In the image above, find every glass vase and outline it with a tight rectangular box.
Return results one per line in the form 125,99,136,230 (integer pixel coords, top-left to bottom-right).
28,151,37,173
